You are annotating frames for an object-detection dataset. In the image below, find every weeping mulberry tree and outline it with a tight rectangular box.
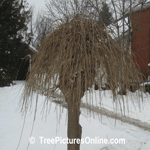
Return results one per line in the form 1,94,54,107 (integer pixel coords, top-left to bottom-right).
21,14,143,150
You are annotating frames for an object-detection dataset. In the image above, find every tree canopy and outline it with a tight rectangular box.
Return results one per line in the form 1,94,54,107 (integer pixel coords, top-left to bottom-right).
98,1,114,26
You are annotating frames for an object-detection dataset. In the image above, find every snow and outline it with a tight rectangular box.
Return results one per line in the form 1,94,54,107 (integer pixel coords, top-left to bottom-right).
1,81,150,150
82,89,150,124
140,82,150,86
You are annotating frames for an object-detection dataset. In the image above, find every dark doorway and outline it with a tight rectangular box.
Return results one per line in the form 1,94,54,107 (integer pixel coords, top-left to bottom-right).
17,58,29,80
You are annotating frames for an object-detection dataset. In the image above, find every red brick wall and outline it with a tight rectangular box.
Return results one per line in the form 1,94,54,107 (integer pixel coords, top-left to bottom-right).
131,7,150,79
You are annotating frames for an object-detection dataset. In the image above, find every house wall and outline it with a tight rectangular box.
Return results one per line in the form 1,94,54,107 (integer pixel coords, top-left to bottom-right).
16,49,35,80
131,7,150,79
17,58,29,80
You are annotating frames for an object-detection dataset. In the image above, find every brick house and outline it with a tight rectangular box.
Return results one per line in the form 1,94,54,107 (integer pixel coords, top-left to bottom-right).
131,2,150,80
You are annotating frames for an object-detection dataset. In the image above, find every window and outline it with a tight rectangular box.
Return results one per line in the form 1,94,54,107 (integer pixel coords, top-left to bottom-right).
146,73,148,79
136,69,141,72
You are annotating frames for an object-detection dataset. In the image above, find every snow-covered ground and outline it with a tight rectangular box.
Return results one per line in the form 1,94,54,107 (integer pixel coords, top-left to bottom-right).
82,89,150,124
0,81,150,150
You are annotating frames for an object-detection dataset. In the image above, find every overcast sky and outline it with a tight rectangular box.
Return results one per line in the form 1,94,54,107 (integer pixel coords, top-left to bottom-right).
26,0,47,17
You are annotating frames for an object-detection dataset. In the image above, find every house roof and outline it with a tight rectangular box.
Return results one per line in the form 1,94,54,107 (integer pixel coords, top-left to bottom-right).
131,2,150,13
114,2,150,23
29,44,38,53
21,40,38,53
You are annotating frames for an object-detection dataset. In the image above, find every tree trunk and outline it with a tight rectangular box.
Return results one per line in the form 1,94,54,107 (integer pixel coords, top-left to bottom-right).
66,93,82,150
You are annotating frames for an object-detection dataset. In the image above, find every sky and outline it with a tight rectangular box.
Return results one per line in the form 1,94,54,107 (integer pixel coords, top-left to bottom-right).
25,0,150,38
26,0,150,20
26,0,47,17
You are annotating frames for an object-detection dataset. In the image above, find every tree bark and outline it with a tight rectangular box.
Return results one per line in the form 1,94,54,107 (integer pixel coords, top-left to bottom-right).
66,93,82,150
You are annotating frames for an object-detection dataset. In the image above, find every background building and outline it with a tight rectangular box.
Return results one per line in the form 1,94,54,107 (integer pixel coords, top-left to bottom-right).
131,2,150,80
